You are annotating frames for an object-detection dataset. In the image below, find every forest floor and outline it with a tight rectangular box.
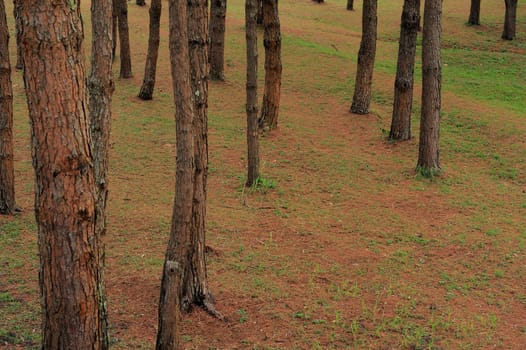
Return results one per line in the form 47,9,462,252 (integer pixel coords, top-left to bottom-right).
1,0,526,349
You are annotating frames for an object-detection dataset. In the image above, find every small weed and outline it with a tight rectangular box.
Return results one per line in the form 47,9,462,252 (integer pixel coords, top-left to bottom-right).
237,309,249,324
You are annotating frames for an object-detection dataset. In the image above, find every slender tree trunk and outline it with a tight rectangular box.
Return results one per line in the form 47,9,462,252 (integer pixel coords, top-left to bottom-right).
20,1,105,348
390,0,420,141
117,0,133,78
138,0,162,100
0,0,15,215
351,0,378,115
258,0,282,131
12,0,22,70
468,0,481,25
417,0,442,175
257,0,263,25
112,0,118,61
209,0,227,81
246,0,260,186
88,0,114,348
184,0,221,318
137,0,146,6
502,0,517,40
347,0,354,10
155,0,193,347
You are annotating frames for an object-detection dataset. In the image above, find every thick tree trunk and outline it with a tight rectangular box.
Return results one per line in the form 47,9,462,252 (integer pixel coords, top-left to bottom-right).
502,0,517,40
209,0,227,81
12,0,22,70
246,0,260,186
138,0,162,100
88,0,114,348
155,0,193,347
20,1,105,348
137,0,146,6
417,0,442,175
390,0,420,141
468,0,481,25
259,0,282,131
351,0,377,115
0,0,15,215
347,0,354,10
184,0,221,317
117,0,133,78
112,0,118,61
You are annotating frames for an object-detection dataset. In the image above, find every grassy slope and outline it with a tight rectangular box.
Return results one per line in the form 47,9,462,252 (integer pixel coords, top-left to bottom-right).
1,0,525,349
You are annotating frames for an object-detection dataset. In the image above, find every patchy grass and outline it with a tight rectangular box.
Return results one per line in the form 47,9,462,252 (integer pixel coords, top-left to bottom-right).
1,0,525,349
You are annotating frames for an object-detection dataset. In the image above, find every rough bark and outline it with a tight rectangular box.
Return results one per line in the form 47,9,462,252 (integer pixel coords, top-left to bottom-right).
12,0,22,70
155,0,192,347
138,0,162,100
137,0,146,5
259,0,282,131
0,0,15,215
89,0,114,348
417,0,442,175
209,0,227,81
246,0,260,186
117,0,133,78
20,1,105,348
502,0,517,40
390,0,420,141
351,0,377,115
184,0,221,317
347,0,354,10
468,0,481,25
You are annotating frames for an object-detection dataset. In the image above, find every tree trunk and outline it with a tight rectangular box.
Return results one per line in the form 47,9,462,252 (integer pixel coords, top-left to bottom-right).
389,0,420,141
209,0,227,81
258,0,282,131
350,0,377,115
155,0,193,347
112,0,118,61
468,0,481,25
0,0,15,215
184,0,221,317
347,0,354,10
117,0,133,78
257,0,263,25
502,0,517,40
88,0,114,348
20,1,105,348
12,0,22,70
246,0,260,186
417,0,442,176
138,0,162,100
137,0,146,5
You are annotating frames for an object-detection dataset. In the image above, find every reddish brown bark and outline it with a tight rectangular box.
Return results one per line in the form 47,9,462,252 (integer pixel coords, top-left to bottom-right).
246,0,260,186
138,0,162,99
417,0,442,175
88,0,114,347
155,0,192,347
0,0,15,215
468,0,481,25
259,0,282,131
112,0,118,61
117,0,133,78
209,0,227,81
351,0,377,115
184,0,221,317
390,0,420,141
20,0,106,348
502,0,517,40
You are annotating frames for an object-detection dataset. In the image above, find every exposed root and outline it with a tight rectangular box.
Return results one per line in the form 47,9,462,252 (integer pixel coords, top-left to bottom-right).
202,296,226,322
